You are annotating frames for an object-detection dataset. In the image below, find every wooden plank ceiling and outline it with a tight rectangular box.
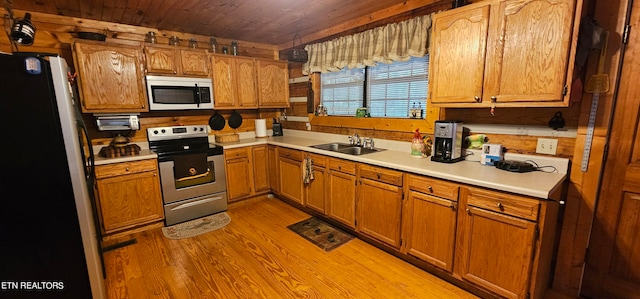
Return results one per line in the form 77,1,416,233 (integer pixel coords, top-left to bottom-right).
6,0,441,49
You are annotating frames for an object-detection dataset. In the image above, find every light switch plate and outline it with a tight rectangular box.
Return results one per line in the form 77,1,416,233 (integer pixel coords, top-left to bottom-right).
536,138,558,155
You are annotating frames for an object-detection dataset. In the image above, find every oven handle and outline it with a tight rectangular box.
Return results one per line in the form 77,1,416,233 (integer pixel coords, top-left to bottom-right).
170,196,222,211
176,170,210,182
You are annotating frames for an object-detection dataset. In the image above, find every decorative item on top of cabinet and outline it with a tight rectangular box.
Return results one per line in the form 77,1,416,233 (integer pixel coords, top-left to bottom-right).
256,58,290,108
455,186,559,299
94,159,164,235
145,44,209,77
326,158,357,229
73,40,148,113
224,145,270,202
357,164,404,248
402,175,459,272
428,0,581,108
210,54,258,109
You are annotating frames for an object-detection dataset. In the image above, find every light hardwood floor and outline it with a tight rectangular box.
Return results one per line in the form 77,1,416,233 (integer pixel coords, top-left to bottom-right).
103,196,479,298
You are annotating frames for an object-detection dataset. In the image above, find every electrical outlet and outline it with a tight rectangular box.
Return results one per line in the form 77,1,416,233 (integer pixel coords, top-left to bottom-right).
536,138,558,155
305,123,311,130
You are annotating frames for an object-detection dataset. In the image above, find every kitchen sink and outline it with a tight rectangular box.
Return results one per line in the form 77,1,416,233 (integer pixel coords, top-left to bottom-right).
310,143,385,156
309,142,353,151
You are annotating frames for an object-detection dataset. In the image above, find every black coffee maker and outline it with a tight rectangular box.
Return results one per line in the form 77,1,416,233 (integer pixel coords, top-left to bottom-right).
431,121,464,163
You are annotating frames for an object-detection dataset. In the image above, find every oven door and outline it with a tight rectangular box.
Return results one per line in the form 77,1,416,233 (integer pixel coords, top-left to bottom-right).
158,154,226,204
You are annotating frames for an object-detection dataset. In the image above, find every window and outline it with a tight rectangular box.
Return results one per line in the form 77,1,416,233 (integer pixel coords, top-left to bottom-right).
321,55,429,118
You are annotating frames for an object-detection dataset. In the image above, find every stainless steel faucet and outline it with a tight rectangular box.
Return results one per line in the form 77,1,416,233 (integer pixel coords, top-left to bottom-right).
362,137,375,149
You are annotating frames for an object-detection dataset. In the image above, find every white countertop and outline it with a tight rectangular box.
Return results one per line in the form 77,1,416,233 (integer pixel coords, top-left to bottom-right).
214,130,569,199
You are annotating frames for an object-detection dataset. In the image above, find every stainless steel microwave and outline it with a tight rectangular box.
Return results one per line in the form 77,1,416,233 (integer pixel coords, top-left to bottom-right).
146,75,214,110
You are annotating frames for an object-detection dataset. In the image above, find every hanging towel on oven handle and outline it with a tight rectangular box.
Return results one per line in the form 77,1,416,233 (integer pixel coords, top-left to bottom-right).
173,152,209,181
303,155,314,184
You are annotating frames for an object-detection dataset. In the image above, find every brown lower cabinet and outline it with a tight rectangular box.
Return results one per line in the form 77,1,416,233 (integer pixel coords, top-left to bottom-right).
94,159,164,235
326,158,357,228
402,174,460,273
266,146,558,299
224,145,270,202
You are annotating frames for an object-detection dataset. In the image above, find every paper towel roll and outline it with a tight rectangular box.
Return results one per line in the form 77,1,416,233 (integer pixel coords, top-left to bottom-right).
255,119,267,137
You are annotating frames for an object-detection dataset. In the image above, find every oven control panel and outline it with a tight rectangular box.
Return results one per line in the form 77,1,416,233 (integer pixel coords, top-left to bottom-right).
147,125,209,141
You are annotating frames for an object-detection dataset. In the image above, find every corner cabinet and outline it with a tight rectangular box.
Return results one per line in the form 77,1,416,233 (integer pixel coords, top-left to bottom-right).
429,0,580,107
73,41,148,113
94,159,164,235
224,145,269,202
210,54,259,109
256,58,290,108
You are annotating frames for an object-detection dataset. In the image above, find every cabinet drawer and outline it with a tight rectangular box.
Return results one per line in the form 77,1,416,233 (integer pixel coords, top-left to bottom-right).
328,158,356,175
225,147,249,159
307,152,327,167
359,164,403,186
279,147,303,162
465,187,540,221
95,159,157,179
407,174,459,201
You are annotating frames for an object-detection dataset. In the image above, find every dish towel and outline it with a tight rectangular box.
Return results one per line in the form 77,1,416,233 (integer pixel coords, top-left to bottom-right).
303,156,315,184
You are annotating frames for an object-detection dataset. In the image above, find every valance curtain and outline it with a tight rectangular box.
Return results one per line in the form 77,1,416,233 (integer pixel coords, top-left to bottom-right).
302,13,434,75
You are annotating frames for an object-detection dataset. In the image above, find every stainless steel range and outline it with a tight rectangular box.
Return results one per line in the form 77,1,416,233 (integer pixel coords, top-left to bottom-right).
148,125,227,226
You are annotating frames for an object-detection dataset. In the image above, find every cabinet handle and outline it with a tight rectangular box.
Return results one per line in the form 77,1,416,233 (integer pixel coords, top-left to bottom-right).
496,202,504,210
466,208,471,214
491,96,497,102
450,204,456,211
376,173,381,179
428,186,433,193
338,166,342,170
125,167,130,171
474,96,481,102
153,172,157,176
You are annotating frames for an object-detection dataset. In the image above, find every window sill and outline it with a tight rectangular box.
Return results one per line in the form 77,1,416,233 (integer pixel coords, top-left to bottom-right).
309,107,439,133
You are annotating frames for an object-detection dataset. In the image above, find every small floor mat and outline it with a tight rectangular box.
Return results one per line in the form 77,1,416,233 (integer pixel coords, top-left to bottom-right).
162,212,230,240
287,217,354,251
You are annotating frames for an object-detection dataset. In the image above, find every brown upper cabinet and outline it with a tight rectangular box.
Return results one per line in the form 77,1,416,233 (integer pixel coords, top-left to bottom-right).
256,58,290,108
73,40,148,113
210,54,259,109
429,0,581,108
144,45,209,77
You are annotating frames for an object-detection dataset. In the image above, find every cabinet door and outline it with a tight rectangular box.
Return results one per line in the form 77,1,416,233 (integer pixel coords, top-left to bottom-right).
252,145,270,193
305,165,327,214
357,178,402,248
96,170,164,233
327,170,357,228
180,49,209,76
279,157,303,204
456,205,537,299
268,145,279,192
429,2,490,105
225,156,253,201
483,0,576,105
144,46,178,74
235,57,259,108
74,42,147,113
256,59,290,108
403,191,457,272
211,55,237,108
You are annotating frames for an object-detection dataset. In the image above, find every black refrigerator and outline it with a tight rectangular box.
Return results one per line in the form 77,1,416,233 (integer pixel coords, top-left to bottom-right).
0,53,106,298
